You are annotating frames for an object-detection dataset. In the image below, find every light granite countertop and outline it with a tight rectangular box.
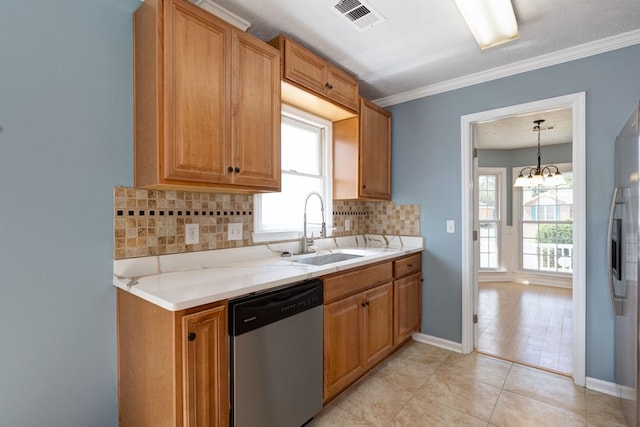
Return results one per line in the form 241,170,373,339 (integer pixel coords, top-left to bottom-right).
113,235,424,311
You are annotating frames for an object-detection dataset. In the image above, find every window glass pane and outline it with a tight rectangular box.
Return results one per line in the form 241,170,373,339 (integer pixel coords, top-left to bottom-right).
479,222,499,269
260,173,323,231
281,118,320,175
478,171,501,270
255,108,332,238
521,169,573,273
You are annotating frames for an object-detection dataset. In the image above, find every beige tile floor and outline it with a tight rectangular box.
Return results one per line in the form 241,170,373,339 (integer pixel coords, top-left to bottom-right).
310,340,627,427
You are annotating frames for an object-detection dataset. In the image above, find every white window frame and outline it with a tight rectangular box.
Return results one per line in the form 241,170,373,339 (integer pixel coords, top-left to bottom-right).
513,162,573,276
478,167,506,271
253,105,333,243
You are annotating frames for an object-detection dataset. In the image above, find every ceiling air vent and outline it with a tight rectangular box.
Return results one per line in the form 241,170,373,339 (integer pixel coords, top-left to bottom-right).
330,0,386,31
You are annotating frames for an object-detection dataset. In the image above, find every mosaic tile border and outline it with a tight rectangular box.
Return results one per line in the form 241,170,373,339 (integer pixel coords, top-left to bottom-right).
115,209,252,218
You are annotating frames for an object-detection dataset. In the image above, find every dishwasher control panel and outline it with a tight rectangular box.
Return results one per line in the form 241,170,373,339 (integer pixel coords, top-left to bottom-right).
229,279,323,336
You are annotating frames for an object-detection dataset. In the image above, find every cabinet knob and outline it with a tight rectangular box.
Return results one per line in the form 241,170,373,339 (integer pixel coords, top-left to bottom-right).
187,332,196,342
408,264,413,268
325,82,333,90
362,185,366,189
227,166,234,173
361,301,370,308
234,166,240,173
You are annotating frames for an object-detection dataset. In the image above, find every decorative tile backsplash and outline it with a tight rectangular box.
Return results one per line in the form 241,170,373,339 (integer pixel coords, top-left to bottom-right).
114,187,420,259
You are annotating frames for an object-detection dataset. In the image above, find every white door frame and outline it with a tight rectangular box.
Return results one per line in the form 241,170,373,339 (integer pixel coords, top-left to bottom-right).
460,92,587,386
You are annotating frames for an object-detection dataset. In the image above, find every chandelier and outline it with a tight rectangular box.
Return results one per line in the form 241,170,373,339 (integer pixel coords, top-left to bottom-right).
513,119,566,187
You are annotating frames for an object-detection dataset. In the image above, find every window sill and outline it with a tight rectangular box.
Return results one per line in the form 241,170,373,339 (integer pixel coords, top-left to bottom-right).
252,227,335,244
252,230,301,243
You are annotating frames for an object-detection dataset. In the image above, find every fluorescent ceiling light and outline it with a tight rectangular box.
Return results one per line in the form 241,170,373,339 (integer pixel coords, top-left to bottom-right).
454,0,519,49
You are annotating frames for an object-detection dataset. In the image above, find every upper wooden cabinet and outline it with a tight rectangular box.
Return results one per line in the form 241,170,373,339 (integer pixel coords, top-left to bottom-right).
134,0,281,192
334,97,392,200
269,35,359,114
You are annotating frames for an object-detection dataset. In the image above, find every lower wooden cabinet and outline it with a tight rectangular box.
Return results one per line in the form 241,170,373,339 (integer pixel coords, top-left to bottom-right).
182,307,229,427
117,290,228,427
363,283,394,367
393,253,422,346
323,253,422,403
394,271,422,346
323,292,365,400
323,282,393,402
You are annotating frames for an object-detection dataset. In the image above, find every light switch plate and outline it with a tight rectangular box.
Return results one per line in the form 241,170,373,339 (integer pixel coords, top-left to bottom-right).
446,220,455,234
228,223,242,241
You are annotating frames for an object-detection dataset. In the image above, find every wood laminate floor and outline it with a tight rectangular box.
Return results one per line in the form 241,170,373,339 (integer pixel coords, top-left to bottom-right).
475,281,573,375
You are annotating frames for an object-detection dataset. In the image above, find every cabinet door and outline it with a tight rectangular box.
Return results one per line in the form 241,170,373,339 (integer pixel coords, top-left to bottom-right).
231,30,281,190
394,271,422,346
283,39,328,96
182,305,228,427
323,293,364,401
359,98,391,200
362,282,394,367
163,0,230,184
327,65,359,112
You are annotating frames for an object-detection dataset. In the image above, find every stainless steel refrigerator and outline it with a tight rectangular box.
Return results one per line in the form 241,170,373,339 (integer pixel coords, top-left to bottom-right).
609,102,640,426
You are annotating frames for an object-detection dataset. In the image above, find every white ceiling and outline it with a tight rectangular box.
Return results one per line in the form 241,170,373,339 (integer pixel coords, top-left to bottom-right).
476,107,573,149
204,0,640,104
195,0,639,149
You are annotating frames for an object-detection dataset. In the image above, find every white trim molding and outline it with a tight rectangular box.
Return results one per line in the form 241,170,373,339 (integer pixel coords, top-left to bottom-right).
460,92,587,387
375,29,640,107
412,333,463,353
586,377,620,398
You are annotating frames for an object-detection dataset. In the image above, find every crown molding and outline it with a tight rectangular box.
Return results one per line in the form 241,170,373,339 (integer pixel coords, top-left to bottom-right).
190,0,251,31
375,29,640,107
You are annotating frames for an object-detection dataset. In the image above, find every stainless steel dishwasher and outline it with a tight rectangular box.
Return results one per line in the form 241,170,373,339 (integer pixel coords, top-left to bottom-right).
229,279,323,427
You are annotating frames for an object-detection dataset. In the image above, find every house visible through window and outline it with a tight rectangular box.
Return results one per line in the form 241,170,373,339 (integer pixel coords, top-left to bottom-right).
521,169,573,273
253,106,332,241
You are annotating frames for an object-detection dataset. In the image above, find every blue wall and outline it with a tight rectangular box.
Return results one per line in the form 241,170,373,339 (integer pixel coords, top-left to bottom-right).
0,0,138,425
389,44,640,382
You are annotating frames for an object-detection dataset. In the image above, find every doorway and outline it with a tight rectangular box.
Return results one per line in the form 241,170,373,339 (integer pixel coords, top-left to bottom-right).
475,110,574,375
460,92,586,386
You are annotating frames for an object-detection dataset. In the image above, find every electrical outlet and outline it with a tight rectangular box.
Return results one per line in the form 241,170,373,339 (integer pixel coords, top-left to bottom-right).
228,223,242,241
185,223,199,244
344,219,351,231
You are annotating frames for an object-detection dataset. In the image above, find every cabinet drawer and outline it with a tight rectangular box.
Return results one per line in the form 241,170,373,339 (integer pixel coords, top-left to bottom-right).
324,262,392,303
394,253,422,278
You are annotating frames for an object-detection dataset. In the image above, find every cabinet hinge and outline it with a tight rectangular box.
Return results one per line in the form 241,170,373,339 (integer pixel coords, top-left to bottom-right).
473,230,478,241
473,314,478,324
473,147,478,158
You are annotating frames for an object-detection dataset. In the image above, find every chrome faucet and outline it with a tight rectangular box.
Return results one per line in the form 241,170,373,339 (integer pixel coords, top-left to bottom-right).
300,192,326,254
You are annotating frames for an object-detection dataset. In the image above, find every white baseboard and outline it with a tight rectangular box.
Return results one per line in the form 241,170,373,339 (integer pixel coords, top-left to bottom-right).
586,377,620,397
412,332,464,353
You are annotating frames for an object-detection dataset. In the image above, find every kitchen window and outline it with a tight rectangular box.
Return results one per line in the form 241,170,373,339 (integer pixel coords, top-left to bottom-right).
253,106,333,242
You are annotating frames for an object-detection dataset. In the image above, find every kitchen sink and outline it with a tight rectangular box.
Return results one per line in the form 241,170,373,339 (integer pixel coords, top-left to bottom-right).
290,252,363,266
